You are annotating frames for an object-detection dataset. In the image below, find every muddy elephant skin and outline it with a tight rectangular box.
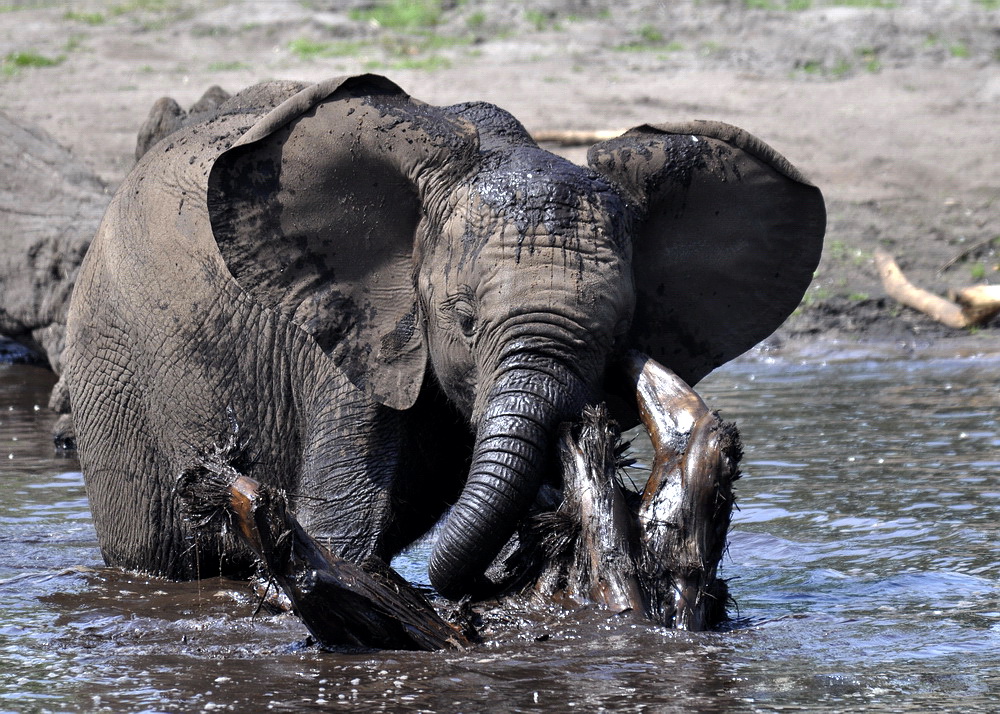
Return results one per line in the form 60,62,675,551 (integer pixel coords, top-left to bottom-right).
64,74,824,598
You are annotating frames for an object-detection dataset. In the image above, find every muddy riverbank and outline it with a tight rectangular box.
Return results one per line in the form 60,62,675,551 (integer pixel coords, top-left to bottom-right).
2,0,998,351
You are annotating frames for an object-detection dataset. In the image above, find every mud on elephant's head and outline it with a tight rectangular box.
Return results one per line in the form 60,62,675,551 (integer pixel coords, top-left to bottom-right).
205,74,825,598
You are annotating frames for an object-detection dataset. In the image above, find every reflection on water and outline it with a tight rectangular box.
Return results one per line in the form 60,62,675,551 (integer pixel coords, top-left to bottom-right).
1,347,998,711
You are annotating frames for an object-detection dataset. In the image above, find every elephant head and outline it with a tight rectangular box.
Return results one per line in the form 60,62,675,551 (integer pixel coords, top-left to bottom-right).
205,75,824,599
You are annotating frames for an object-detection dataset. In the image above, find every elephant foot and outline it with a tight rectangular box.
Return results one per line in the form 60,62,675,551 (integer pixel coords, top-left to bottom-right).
177,448,470,652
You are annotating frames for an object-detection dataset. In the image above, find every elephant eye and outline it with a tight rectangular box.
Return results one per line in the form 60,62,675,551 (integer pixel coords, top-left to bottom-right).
442,288,478,339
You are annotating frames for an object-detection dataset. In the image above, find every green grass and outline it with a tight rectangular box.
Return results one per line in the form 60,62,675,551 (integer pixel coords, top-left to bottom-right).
973,0,999,7
638,24,663,44
288,38,368,60
615,24,683,52
2,50,63,76
857,47,881,72
970,262,987,281
831,58,852,76
208,60,251,72
830,0,897,7
949,42,970,58
466,10,486,29
365,54,451,71
64,10,105,24
524,9,558,31
109,0,170,15
745,0,811,8
350,0,442,29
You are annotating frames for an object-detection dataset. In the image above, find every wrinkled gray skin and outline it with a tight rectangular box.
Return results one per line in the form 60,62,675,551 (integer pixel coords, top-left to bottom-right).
134,85,231,162
64,74,824,599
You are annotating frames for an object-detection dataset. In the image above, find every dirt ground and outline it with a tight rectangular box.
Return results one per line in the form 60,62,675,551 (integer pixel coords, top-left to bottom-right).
2,0,998,349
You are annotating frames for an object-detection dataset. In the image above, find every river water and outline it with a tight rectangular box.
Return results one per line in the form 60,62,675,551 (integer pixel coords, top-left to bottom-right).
1,343,998,712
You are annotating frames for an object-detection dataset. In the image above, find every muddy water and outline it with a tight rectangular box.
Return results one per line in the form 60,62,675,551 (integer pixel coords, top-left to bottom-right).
1,347,998,712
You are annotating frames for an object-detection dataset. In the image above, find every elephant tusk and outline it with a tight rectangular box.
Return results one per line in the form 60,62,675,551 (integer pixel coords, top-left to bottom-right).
620,349,740,630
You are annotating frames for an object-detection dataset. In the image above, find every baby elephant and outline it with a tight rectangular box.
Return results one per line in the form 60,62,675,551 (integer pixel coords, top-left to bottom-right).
64,74,824,599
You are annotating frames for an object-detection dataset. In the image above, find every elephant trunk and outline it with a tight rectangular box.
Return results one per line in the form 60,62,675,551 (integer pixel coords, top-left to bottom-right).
428,354,587,599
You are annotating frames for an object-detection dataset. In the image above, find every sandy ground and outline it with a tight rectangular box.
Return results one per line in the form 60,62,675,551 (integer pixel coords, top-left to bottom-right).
2,0,998,347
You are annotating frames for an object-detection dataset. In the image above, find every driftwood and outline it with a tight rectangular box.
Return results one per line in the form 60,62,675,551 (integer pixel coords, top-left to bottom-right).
875,249,1000,328
947,285,1000,326
484,352,739,630
530,129,626,146
627,351,739,630
177,441,470,652
178,351,739,647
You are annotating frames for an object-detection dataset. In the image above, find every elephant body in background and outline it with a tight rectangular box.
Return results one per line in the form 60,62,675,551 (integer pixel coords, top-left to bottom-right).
0,112,107,373
64,74,824,598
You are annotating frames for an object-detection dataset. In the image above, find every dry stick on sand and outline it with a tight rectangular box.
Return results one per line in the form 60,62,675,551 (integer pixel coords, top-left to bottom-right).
874,249,1000,328
530,129,626,146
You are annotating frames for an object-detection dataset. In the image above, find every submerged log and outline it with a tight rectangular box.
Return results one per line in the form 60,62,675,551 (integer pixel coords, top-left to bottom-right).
178,348,739,645
498,351,740,631
177,440,469,652
624,351,740,630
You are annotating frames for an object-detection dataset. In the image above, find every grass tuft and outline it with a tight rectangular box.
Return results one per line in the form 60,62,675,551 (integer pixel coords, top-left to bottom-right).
830,0,897,7
64,10,105,24
288,38,368,60
208,60,251,72
2,50,63,76
350,0,442,29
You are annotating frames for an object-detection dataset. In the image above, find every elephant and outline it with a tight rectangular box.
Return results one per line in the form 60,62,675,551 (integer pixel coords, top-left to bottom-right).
63,73,825,600
134,84,231,162
0,111,108,373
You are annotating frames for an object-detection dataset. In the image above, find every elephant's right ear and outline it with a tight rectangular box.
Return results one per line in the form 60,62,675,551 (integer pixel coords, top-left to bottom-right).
207,75,480,409
589,121,825,386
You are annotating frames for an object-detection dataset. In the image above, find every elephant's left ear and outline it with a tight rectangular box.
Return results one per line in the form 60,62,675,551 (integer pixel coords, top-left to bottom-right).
588,121,825,386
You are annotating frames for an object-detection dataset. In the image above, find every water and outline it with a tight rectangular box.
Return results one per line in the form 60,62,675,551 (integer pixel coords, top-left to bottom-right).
1,345,998,712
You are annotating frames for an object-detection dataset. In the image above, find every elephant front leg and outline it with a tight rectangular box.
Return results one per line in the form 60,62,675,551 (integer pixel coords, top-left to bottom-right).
292,376,471,567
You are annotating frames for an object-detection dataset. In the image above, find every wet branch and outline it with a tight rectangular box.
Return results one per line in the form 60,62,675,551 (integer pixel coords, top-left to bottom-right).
177,446,469,652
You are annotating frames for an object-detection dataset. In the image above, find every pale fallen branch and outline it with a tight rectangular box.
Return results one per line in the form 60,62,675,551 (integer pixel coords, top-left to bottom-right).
530,129,626,146
948,285,1000,325
874,250,1000,328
